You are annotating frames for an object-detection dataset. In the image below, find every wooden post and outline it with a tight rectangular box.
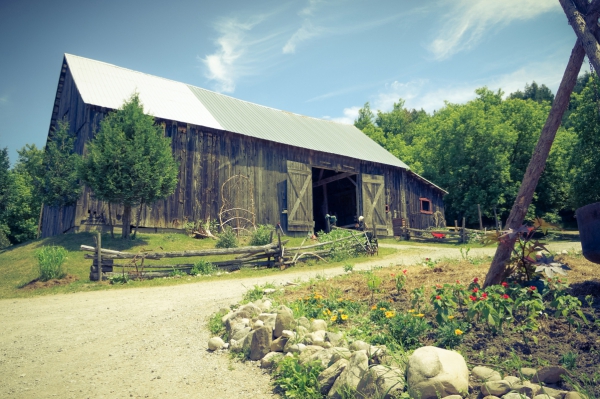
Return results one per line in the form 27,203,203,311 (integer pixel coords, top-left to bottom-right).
477,204,483,230
493,206,499,232
461,217,466,244
454,220,458,232
96,232,102,281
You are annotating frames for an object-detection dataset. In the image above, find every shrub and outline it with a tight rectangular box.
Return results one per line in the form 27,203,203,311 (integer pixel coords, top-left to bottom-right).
191,259,216,275
36,245,68,281
273,356,323,399
249,224,273,246
216,226,238,248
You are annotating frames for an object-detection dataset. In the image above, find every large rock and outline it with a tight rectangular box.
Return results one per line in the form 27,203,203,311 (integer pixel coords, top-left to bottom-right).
356,365,405,399
325,331,344,347
407,346,469,399
318,359,348,395
250,326,272,360
270,336,288,352
207,337,225,351
504,376,521,385
257,313,277,330
311,319,328,332
481,380,512,396
260,351,284,368
532,366,568,384
349,340,370,352
302,348,335,369
564,392,583,399
274,306,295,338
259,299,272,312
328,350,369,398
298,346,324,364
297,316,311,329
229,338,244,353
504,393,530,399
513,381,541,397
329,347,352,366
231,325,251,341
472,366,502,382
521,368,538,379
538,386,567,399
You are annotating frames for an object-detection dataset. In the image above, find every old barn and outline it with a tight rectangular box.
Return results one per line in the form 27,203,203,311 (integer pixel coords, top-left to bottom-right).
41,54,446,238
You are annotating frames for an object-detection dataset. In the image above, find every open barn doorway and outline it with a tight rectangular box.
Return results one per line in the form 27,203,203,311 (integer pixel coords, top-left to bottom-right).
312,167,358,233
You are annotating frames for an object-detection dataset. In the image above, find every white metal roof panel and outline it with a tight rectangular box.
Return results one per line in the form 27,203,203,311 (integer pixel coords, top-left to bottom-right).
64,54,222,130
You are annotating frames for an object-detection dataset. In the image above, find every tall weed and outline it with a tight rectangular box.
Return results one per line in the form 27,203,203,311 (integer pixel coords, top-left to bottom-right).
36,245,68,281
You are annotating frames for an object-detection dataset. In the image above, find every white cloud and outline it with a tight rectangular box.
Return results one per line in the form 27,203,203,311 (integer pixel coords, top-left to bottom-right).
200,16,268,93
299,0,322,16
323,106,360,125
430,0,560,60
283,20,322,54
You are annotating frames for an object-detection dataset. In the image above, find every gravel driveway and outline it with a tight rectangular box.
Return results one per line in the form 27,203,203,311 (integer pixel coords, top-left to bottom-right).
0,241,580,398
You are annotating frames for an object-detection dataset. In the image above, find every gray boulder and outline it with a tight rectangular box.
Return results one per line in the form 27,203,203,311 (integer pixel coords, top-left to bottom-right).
297,316,311,329
270,336,288,352
274,306,295,338
504,393,530,399
356,365,405,399
207,337,225,351
260,351,284,368
302,348,335,369
481,380,512,396
318,359,348,395
532,366,567,384
325,331,344,346
349,340,370,351
311,319,328,332
328,350,369,398
250,326,272,360
407,346,469,399
231,326,251,341
472,366,502,382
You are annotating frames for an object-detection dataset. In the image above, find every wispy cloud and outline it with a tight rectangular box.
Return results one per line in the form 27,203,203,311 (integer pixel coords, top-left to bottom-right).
328,57,567,123
429,0,560,60
299,0,322,16
0,94,8,106
201,15,279,93
283,20,323,54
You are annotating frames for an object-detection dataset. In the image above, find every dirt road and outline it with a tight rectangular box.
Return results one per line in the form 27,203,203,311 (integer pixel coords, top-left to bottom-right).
0,242,580,398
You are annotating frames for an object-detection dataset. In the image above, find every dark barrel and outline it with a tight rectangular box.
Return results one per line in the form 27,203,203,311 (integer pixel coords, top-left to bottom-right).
576,202,600,264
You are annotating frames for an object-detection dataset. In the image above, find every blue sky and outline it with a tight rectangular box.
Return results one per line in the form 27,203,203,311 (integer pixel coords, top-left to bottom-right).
0,0,580,165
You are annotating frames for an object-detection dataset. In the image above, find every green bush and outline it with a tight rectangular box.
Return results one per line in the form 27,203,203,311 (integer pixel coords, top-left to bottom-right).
36,245,68,281
191,259,216,275
216,226,238,249
249,224,273,246
274,356,324,399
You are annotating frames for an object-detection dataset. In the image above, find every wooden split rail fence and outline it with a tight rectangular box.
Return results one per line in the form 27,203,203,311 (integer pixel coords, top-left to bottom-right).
82,230,376,281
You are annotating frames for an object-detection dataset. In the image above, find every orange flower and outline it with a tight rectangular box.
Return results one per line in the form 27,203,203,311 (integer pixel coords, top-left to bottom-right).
455,329,463,335
371,305,377,310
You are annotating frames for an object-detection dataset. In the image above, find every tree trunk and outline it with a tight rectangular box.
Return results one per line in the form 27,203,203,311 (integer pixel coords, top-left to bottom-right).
560,0,600,73
483,42,585,287
122,205,132,239
132,202,143,239
108,202,114,239
36,203,44,239
484,2,600,288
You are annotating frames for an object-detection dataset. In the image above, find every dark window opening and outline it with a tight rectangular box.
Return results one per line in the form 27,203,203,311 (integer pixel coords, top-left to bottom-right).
312,167,358,234
420,198,432,214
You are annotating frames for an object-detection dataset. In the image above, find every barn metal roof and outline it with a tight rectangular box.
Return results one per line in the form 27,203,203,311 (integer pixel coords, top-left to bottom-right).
64,54,409,170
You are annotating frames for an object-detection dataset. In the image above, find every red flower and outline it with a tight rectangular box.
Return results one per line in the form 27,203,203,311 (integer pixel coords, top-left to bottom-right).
456,280,460,284
501,282,508,288
547,278,552,282
403,269,408,274
473,277,479,283
529,286,537,291
469,295,477,301
557,279,562,283
425,258,430,261
473,288,479,293
436,284,442,289
391,274,395,277
482,292,488,299
502,294,509,299
436,295,441,300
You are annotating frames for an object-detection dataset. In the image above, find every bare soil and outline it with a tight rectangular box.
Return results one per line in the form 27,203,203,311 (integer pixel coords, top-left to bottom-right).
0,241,584,398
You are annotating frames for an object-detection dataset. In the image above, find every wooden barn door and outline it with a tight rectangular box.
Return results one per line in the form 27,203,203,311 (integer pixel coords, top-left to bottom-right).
286,161,314,232
361,173,388,235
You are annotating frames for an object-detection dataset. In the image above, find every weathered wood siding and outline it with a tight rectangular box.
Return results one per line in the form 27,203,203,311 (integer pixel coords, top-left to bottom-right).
41,66,445,237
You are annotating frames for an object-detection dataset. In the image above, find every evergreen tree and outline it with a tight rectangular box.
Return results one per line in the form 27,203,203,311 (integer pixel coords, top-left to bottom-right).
0,148,13,248
39,119,82,206
79,93,179,239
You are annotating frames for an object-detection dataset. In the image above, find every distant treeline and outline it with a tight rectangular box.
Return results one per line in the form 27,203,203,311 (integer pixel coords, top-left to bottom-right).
354,73,600,227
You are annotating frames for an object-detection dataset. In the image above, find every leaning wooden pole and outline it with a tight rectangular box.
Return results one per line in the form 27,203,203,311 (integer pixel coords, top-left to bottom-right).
484,0,600,288
484,44,585,287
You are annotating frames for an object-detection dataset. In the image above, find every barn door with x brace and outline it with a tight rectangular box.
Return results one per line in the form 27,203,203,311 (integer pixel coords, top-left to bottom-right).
286,161,314,232
361,173,388,236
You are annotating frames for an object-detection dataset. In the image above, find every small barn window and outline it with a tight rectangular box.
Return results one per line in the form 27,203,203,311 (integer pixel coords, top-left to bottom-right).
420,198,433,214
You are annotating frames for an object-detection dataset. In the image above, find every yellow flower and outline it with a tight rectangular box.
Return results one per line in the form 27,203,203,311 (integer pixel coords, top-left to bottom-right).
341,314,348,320
408,309,415,313
385,311,395,319
338,298,344,302
331,315,338,322
448,315,455,320
380,307,386,311
416,313,425,318
371,305,377,310
455,329,463,335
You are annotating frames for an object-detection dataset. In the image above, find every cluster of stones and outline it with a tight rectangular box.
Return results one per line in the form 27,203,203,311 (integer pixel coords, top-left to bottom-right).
207,297,582,399
473,365,583,399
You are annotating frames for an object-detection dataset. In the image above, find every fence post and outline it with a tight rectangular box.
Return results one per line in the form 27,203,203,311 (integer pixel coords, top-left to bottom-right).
96,232,102,281
477,204,483,230
461,217,466,243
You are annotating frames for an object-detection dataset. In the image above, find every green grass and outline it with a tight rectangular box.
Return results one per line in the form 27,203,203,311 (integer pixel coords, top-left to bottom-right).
0,232,396,299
